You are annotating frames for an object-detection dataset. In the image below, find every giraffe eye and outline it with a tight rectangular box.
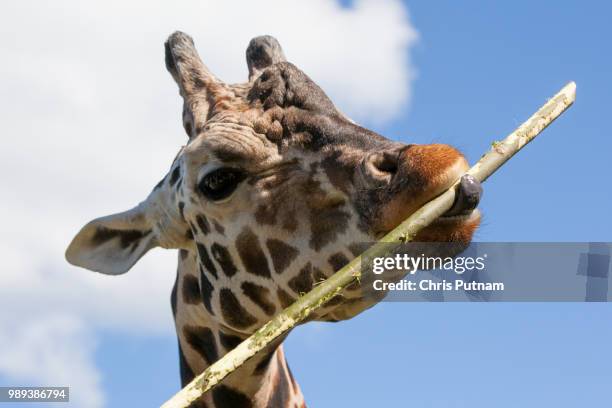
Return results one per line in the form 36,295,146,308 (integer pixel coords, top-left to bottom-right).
199,168,246,201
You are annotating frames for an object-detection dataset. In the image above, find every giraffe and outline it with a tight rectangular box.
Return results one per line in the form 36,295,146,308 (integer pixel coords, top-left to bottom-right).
66,32,482,407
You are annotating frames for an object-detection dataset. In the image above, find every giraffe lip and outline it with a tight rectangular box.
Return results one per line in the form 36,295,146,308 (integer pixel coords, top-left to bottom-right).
438,208,481,222
441,174,482,218
374,207,480,239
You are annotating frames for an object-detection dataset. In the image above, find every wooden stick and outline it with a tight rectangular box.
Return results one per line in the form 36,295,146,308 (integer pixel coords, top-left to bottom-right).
161,81,576,408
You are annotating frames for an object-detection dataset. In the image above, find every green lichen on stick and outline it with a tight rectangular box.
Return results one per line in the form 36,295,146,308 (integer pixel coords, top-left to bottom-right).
161,81,576,408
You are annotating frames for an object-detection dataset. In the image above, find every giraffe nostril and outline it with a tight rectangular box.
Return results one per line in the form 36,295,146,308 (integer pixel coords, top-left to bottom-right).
362,149,402,184
372,153,398,174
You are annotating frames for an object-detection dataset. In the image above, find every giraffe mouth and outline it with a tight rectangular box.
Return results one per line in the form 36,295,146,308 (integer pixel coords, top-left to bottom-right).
421,156,481,221
440,174,482,218
373,157,482,239
406,171,482,243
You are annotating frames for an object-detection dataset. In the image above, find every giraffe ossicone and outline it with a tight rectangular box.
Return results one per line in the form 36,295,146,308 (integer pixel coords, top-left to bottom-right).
66,31,481,407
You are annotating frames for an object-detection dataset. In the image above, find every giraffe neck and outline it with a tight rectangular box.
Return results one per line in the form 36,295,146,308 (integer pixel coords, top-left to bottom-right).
171,249,306,408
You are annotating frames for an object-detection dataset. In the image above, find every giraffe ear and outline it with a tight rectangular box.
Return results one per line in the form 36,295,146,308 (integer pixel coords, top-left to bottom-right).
65,203,159,275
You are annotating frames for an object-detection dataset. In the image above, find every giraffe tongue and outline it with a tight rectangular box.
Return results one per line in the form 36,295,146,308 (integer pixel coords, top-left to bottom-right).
443,174,482,217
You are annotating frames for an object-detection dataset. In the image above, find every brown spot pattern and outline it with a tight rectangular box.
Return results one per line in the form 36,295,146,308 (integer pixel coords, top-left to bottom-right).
254,204,298,233
254,203,277,226
312,266,327,284
183,325,218,365
309,207,350,251
241,281,276,316
321,151,353,193
253,350,275,374
195,214,211,235
277,288,296,309
324,293,346,307
328,252,350,272
213,220,225,234
219,288,257,329
199,267,215,315
212,385,252,408
210,243,238,277
235,227,271,278
179,249,189,260
182,274,201,304
266,239,299,274
288,263,314,294
348,242,370,256
218,331,243,351
196,243,218,279
186,397,208,408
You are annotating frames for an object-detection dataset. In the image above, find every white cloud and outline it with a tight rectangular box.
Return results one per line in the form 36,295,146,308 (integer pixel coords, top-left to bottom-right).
0,1,418,406
0,315,104,408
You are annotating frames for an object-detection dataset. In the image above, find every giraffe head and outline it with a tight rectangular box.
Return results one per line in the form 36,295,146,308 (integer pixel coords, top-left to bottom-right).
66,32,480,326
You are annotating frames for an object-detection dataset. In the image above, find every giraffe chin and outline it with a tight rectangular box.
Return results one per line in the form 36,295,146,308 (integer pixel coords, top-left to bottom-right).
414,209,481,244
374,209,480,242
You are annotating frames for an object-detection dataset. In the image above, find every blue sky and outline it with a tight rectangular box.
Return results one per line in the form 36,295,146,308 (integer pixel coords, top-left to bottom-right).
2,1,611,407
290,2,612,406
